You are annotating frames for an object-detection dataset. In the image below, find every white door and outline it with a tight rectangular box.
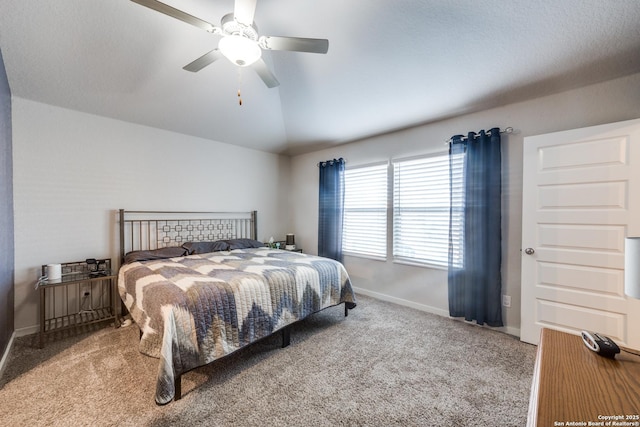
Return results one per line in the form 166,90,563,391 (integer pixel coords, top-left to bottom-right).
521,118,640,350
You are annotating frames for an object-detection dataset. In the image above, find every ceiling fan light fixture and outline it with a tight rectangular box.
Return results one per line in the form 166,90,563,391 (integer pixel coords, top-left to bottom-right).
219,35,261,67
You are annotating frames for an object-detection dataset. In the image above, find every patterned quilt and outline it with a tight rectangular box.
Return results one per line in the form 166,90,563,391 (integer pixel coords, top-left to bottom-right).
117,248,356,404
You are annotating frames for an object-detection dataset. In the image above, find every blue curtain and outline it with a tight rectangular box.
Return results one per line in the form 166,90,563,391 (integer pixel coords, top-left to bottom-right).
318,158,345,262
448,129,503,327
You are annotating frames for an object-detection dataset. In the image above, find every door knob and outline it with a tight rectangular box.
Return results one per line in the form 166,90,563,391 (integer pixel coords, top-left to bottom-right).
524,248,535,255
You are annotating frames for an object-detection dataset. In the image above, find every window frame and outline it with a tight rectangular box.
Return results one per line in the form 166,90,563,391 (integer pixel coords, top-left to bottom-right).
341,151,464,270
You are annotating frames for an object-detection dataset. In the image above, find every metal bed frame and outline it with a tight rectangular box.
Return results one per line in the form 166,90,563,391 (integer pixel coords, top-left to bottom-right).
118,209,257,264
118,209,285,401
117,209,350,402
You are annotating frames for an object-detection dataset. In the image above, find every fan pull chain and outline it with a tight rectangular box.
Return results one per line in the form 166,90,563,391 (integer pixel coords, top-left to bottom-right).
237,68,243,106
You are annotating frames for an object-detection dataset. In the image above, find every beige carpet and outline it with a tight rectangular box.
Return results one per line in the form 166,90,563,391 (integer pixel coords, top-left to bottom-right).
0,295,537,426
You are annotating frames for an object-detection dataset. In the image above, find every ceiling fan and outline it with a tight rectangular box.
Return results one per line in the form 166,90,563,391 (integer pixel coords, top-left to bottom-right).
131,0,329,88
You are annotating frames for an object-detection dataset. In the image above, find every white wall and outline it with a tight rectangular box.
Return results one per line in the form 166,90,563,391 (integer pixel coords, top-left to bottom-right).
13,72,640,335
12,98,290,333
289,72,640,336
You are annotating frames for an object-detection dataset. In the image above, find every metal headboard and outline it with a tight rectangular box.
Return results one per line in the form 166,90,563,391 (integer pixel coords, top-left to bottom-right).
118,209,257,264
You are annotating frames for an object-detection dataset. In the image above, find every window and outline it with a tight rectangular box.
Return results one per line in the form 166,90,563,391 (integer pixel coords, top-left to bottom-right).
393,153,465,268
342,163,388,259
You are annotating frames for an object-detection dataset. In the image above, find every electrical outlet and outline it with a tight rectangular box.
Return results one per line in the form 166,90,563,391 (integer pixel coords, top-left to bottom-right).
502,295,511,308
81,285,91,298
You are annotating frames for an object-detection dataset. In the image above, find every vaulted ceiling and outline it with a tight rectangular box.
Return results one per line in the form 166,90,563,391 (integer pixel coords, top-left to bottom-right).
1,0,639,154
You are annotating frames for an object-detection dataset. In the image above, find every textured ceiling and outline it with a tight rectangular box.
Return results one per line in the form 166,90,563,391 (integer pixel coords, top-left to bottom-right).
1,0,640,154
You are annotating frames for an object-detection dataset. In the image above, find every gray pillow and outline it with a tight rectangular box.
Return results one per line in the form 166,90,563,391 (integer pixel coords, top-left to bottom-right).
225,238,265,250
124,247,187,264
182,240,230,255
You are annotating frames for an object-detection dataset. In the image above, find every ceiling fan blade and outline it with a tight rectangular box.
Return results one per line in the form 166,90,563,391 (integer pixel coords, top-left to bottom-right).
234,0,257,25
131,0,216,32
260,36,329,54
251,59,280,88
183,50,223,72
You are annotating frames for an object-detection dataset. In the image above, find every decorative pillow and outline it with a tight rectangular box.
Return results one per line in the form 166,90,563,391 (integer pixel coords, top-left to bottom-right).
123,247,188,264
182,240,230,255
225,238,266,250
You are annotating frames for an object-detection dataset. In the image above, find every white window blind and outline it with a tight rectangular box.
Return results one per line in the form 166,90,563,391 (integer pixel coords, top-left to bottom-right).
393,153,465,268
343,163,388,259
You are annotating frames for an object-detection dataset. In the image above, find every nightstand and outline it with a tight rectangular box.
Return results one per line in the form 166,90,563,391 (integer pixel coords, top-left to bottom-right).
266,240,302,252
36,259,119,348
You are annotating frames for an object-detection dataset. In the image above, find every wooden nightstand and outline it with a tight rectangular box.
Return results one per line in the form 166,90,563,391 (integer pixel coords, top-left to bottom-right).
36,259,119,348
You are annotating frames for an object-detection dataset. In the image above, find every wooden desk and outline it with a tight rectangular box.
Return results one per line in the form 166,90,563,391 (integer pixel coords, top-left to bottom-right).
527,328,640,426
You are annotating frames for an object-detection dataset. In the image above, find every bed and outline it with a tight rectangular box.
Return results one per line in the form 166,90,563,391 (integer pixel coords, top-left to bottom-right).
117,209,356,404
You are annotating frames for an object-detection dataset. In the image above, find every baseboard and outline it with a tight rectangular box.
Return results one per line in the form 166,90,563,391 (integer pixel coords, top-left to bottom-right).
353,287,450,318
15,324,39,337
12,293,521,342
493,324,520,337
0,331,16,381
352,286,521,338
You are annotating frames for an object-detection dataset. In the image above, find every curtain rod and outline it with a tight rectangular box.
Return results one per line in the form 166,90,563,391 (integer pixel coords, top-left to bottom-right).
444,127,514,145
317,157,345,167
